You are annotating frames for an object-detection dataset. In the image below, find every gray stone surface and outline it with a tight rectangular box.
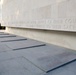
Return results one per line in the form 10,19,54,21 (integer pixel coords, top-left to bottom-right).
0,32,76,75
15,45,76,72
0,34,16,38
0,51,16,62
44,60,76,75
0,43,11,52
0,36,27,42
2,39,45,50
0,58,33,75
0,57,44,75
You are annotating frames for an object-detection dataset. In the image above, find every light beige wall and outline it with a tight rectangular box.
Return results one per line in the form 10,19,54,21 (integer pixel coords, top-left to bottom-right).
2,0,76,32
6,27,76,50
2,0,76,50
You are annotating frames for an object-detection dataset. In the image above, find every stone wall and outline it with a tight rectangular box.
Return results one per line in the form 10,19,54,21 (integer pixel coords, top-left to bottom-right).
6,27,76,50
2,0,76,32
1,0,76,50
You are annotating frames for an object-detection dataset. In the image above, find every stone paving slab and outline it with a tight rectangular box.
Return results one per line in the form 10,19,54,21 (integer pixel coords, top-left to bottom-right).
0,43,12,53
16,57,44,74
0,51,16,62
0,57,44,75
0,32,76,75
44,60,76,75
0,36,27,42
0,57,36,75
2,39,45,50
0,34,16,38
13,45,76,72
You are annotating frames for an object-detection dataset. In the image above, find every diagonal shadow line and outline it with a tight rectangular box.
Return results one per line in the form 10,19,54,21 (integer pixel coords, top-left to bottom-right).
1,39,27,42
46,59,76,73
13,44,46,51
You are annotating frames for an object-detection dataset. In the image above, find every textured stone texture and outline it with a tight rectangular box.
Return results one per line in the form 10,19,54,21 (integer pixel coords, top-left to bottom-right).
2,0,76,32
0,32,76,75
2,39,45,50
44,60,76,75
0,36,27,42
13,45,76,72
0,34,16,38
6,27,76,50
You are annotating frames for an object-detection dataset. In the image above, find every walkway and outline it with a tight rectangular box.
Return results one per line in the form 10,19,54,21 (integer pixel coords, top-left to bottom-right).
0,32,76,75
